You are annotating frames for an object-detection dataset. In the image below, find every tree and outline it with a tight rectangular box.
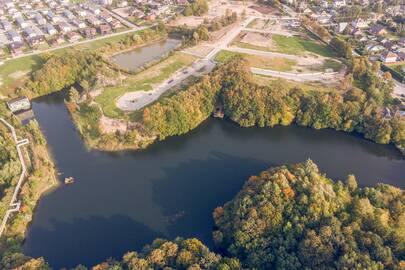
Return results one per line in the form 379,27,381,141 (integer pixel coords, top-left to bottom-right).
69,87,80,103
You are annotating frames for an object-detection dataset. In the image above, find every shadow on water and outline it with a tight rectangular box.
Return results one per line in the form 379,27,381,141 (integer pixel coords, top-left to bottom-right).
23,91,405,268
23,215,163,268
150,152,269,247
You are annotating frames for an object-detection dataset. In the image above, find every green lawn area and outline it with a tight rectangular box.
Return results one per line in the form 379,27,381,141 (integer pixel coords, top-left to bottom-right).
234,34,336,58
272,34,335,57
0,55,44,97
252,75,338,94
95,52,197,119
215,50,297,72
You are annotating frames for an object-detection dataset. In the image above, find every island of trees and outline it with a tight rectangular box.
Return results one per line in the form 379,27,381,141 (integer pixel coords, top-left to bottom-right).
2,160,403,269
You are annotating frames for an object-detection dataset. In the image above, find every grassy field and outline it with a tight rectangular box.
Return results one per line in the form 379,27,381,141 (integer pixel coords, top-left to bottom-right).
95,52,197,119
234,34,336,58
252,74,338,94
215,50,297,72
0,31,139,97
0,55,44,97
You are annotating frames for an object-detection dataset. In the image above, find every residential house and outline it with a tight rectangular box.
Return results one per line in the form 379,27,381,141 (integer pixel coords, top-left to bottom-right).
398,38,405,48
15,16,30,28
97,23,111,35
335,22,348,33
34,14,47,25
63,10,75,20
48,35,65,46
351,18,369,29
57,22,72,33
380,51,397,63
44,23,57,35
7,30,22,42
87,16,101,26
100,11,113,22
8,41,24,55
369,24,387,36
1,19,12,31
110,19,121,29
79,27,96,38
66,31,81,42
333,0,346,8
71,19,86,29
23,27,37,38
26,35,45,47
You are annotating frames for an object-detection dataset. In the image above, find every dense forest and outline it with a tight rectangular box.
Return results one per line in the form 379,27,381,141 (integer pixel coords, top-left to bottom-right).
213,160,405,269
0,104,57,269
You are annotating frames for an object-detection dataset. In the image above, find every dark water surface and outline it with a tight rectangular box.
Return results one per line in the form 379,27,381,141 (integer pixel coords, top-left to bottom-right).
110,38,181,71
23,92,405,268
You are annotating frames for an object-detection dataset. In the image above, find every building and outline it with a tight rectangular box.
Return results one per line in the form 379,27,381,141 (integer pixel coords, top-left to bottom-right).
97,23,111,35
8,41,24,55
380,51,397,63
66,31,81,42
6,97,31,113
44,23,57,35
369,24,387,36
80,27,96,38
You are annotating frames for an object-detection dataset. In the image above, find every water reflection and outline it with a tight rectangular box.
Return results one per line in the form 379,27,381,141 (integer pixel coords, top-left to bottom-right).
23,91,405,268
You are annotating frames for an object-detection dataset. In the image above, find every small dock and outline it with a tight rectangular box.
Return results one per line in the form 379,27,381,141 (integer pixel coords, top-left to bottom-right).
213,103,224,118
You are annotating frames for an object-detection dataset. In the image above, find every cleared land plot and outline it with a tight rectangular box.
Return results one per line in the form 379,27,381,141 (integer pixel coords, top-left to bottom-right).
234,32,336,57
215,50,296,72
0,55,44,96
247,18,273,30
95,52,197,119
216,50,343,73
252,75,340,94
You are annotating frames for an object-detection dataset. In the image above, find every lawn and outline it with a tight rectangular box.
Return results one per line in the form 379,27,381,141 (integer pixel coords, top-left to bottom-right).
272,34,335,57
252,75,337,94
95,52,197,119
215,50,297,72
0,55,44,97
234,34,336,58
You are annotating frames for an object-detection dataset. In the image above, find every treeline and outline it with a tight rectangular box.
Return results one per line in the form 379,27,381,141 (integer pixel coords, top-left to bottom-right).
0,104,57,269
172,10,237,45
141,58,405,152
183,0,209,16
98,28,167,56
18,51,107,98
213,160,404,269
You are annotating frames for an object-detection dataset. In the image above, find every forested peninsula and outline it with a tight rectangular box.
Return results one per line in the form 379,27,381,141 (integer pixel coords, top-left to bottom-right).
2,160,403,269
63,57,405,153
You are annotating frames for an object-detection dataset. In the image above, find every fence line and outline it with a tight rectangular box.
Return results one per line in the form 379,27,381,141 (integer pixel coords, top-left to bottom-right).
0,117,29,237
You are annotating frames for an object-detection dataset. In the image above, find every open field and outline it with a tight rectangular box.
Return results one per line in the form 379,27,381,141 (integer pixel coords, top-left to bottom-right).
95,52,197,119
216,49,343,73
0,55,44,97
252,74,340,94
234,32,336,57
215,50,296,72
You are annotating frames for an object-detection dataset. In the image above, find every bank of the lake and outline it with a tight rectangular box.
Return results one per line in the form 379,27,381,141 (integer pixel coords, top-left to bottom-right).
22,91,405,269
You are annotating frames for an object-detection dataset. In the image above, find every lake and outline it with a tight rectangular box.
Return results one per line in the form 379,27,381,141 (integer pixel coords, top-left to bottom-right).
110,38,181,71
23,92,405,269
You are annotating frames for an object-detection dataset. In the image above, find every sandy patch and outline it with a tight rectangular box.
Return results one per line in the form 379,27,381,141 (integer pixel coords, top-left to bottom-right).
240,32,274,48
116,60,215,111
99,115,129,134
170,16,205,27
9,70,29,79
182,44,214,58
